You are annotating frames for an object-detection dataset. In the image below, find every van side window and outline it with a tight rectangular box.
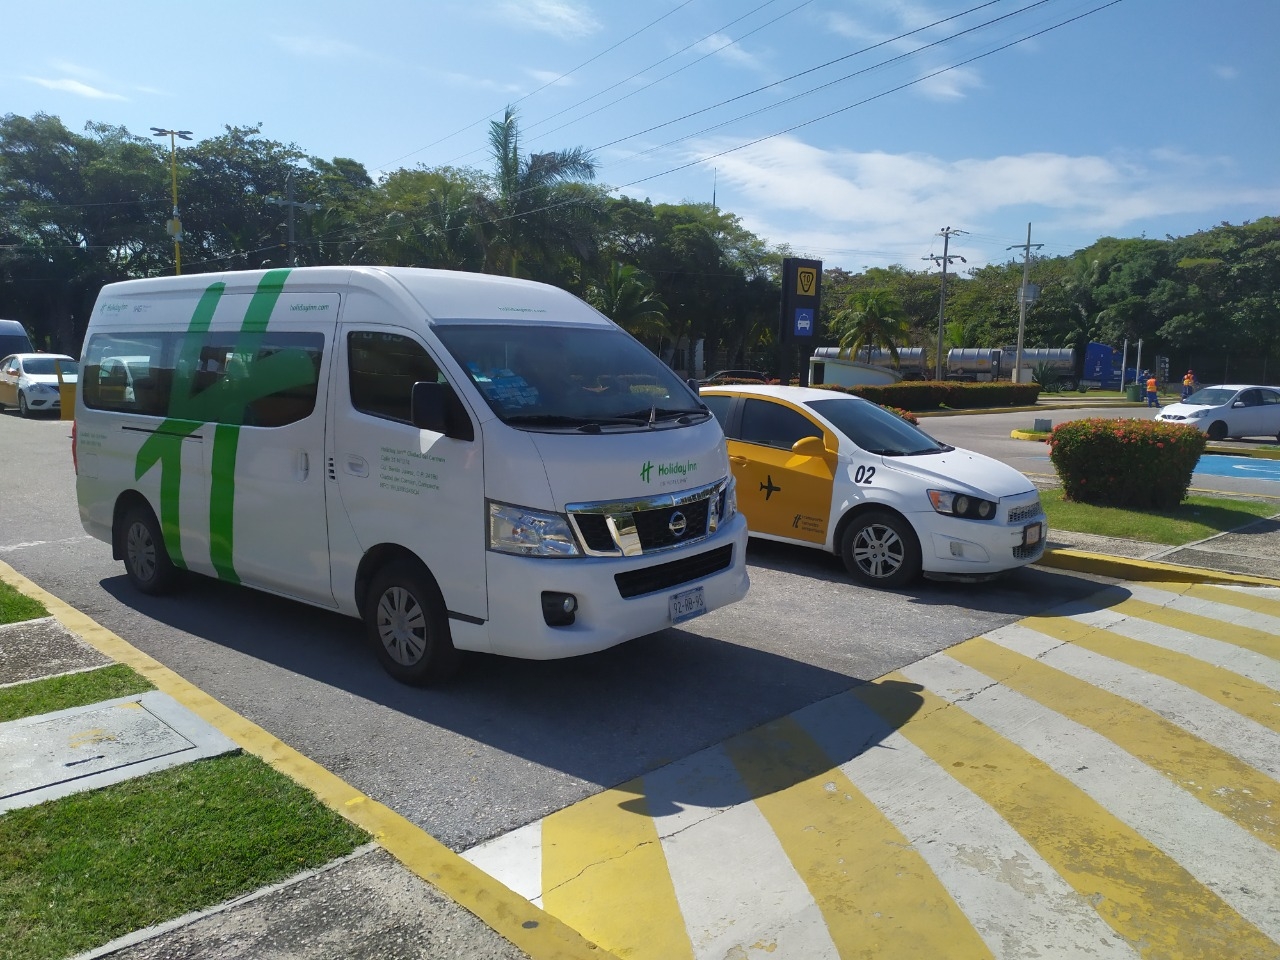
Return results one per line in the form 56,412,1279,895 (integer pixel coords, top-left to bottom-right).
82,331,323,427
347,332,442,424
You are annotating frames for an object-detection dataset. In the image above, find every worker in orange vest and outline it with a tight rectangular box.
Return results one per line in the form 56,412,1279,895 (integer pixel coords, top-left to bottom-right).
1145,372,1160,408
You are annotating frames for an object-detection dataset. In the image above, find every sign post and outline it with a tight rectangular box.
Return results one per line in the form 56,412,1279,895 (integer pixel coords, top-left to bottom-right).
778,257,822,386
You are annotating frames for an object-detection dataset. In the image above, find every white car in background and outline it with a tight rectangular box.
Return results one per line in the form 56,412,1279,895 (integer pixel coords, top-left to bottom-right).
1155,384,1280,441
0,353,78,418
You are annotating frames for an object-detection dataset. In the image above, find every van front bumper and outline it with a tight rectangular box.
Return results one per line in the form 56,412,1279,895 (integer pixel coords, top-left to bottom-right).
476,513,750,659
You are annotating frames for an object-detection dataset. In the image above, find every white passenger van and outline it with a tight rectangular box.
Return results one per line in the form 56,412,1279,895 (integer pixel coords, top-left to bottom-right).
75,267,748,684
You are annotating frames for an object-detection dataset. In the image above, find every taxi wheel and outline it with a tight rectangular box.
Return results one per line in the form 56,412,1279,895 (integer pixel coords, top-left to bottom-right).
840,510,922,589
365,560,460,686
18,392,31,418
121,504,180,595
1206,421,1228,441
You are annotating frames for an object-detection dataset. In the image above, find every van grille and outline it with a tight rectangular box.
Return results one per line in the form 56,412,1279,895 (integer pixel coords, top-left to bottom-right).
614,545,734,599
567,478,728,557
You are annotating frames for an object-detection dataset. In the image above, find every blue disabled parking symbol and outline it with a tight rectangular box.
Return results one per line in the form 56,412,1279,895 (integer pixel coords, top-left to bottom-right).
794,307,814,337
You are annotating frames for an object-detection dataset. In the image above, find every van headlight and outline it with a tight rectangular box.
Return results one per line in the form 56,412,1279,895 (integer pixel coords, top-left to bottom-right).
927,489,997,520
710,477,737,531
487,501,580,557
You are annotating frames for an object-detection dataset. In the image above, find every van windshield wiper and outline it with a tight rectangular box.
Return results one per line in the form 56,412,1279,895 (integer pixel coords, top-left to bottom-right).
615,406,710,425
504,413,649,432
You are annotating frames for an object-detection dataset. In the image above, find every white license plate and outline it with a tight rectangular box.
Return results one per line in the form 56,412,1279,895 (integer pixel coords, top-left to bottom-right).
1023,522,1043,546
669,586,706,624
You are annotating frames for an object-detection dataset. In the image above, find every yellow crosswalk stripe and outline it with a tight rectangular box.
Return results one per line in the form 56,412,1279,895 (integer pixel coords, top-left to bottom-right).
948,638,1280,853
541,782,694,960
1167,581,1280,620
856,673,1280,960
1106,597,1279,658
723,714,991,960
1022,614,1280,734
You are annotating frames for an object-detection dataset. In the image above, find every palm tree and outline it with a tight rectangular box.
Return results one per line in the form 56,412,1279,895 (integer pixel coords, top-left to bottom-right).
828,289,909,364
585,262,668,346
482,107,600,278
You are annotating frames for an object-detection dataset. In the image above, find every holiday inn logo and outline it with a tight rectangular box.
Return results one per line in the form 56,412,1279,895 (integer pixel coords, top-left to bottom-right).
640,459,698,484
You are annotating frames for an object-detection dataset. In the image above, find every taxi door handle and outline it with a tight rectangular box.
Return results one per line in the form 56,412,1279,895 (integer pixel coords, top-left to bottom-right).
729,455,748,466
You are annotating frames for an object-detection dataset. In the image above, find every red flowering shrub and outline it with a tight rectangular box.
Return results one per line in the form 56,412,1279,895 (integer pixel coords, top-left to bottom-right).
1048,418,1206,509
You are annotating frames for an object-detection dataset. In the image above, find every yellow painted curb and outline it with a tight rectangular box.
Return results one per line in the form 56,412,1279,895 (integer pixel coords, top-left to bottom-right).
1010,429,1049,441
1037,548,1280,587
0,560,617,960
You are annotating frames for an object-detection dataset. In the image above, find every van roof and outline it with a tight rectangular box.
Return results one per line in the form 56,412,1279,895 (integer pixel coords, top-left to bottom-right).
96,267,612,328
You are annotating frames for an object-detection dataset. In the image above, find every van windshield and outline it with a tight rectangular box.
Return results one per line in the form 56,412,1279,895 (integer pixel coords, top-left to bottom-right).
435,324,707,430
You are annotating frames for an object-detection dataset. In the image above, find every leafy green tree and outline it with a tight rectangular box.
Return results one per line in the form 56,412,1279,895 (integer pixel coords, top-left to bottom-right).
828,289,909,363
480,106,603,280
584,261,668,345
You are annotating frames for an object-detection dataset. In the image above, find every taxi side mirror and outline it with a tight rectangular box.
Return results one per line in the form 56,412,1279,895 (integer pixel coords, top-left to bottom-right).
790,435,828,458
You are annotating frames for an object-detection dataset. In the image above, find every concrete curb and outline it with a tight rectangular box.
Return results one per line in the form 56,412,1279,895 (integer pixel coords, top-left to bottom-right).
0,559,618,960
1036,547,1280,588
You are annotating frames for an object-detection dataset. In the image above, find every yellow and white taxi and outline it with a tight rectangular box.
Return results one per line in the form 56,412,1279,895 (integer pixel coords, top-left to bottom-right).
699,384,1047,587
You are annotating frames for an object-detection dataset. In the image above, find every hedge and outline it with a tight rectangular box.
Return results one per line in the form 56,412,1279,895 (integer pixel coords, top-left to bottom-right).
1047,417,1206,509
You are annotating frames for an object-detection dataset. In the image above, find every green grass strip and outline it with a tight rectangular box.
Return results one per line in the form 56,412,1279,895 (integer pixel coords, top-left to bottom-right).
0,753,368,960
0,665,155,724
0,580,47,625
1042,489,1279,546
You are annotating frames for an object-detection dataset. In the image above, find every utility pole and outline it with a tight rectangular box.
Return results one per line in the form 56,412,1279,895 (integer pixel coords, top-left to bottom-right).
265,175,321,267
1007,223,1043,383
924,227,966,380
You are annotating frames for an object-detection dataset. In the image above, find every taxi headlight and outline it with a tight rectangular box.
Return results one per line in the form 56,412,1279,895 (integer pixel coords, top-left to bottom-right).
1189,408,1210,419
487,501,580,557
928,489,997,521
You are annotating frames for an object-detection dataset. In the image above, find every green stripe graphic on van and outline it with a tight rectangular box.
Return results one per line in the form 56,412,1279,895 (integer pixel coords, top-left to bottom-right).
134,269,308,582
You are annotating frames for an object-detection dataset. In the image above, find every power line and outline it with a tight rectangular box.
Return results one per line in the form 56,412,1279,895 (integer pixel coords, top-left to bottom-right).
371,0,702,173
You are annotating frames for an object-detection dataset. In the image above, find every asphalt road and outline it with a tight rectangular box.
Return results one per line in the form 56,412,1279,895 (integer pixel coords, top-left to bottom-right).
0,402,1263,852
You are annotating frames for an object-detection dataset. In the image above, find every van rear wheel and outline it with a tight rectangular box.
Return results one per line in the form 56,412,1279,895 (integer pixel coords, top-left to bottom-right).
121,504,180,595
365,561,459,686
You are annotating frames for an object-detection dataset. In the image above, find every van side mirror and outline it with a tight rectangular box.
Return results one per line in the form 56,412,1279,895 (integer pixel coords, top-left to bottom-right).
686,377,700,396
411,381,474,441
791,435,828,458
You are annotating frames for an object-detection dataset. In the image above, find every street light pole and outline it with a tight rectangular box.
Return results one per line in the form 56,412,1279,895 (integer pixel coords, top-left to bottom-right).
924,227,966,380
151,127,193,275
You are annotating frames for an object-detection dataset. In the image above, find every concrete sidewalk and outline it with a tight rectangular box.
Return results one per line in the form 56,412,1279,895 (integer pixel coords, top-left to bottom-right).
5,516,1280,960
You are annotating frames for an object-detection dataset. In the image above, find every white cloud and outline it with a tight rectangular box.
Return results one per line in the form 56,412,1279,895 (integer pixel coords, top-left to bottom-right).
493,0,600,39
526,68,573,88
693,33,766,71
914,64,982,100
1213,65,1239,81
679,135,1280,268
22,76,126,101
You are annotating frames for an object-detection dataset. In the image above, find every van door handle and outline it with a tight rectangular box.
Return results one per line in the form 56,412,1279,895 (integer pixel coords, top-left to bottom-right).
297,450,310,481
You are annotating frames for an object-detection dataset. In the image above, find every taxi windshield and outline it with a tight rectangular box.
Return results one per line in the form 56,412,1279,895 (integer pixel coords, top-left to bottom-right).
806,396,946,456
434,323,707,430
23,357,77,376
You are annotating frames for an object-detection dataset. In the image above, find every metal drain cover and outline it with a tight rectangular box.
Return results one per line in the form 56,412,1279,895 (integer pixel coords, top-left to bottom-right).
0,692,239,812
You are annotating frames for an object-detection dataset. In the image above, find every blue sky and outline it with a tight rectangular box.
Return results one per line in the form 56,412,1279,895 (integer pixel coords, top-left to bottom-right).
7,0,1277,270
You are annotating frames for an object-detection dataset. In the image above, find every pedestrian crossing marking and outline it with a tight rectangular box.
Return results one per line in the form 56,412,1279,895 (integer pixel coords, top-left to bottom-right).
462,583,1280,959
949,637,1280,853
1106,596,1279,658
1020,613,1280,733
542,782,694,960
859,673,1280,959
723,712,991,960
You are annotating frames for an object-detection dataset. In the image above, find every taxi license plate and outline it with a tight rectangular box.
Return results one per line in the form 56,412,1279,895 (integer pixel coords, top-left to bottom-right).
1023,522,1043,546
670,586,706,624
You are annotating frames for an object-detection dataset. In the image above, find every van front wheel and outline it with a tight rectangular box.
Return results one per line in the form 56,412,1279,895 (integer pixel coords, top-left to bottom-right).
121,505,180,595
365,562,459,686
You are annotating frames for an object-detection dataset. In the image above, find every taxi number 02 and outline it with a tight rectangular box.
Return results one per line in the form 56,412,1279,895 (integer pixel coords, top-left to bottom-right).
853,465,877,484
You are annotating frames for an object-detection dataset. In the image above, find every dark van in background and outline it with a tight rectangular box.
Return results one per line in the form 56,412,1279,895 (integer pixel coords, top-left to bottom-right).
0,319,34,357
